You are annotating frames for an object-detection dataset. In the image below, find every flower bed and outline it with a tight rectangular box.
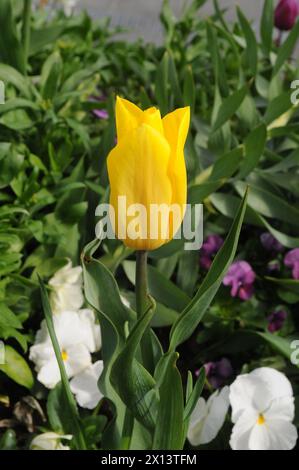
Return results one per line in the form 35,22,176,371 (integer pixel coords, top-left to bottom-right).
0,0,299,451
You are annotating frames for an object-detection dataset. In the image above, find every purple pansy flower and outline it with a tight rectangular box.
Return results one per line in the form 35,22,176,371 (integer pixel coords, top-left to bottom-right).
223,260,256,300
198,358,233,389
260,232,284,252
267,310,287,333
93,109,109,119
275,0,299,31
284,248,299,279
200,234,224,269
89,95,109,120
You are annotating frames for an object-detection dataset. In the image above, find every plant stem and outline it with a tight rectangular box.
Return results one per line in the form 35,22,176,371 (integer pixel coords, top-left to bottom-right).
136,251,148,319
135,251,154,373
22,0,32,74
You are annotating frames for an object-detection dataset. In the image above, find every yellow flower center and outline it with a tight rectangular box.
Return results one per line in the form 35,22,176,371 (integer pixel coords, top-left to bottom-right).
61,349,68,361
257,414,265,425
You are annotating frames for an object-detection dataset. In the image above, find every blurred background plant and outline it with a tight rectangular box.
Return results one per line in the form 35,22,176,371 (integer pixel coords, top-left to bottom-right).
0,0,299,450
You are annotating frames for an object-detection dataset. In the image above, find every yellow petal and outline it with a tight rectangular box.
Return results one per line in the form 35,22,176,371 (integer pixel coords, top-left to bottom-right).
163,106,190,170
143,107,164,135
115,97,164,141
107,123,172,250
115,96,144,142
163,107,190,234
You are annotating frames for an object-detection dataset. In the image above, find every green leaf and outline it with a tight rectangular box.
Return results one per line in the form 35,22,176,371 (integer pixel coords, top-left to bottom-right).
264,91,293,125
169,189,248,350
237,124,267,179
206,22,228,94
183,66,195,113
160,0,176,41
0,0,24,73
210,192,263,226
122,291,179,327
177,251,199,297
153,352,184,450
66,118,91,152
183,367,205,421
156,254,179,279
155,52,169,115
40,51,63,100
237,7,258,76
110,300,158,430
0,109,33,130
55,200,88,225
182,0,207,18
213,0,230,32
0,430,17,450
260,171,299,197
256,332,297,366
264,148,299,173
212,85,247,132
47,383,74,435
29,25,65,56
0,144,24,189
0,64,31,98
273,20,299,76
82,238,132,448
0,345,33,389
210,192,299,249
256,213,299,249
209,86,231,155
237,93,260,129
151,303,179,327
82,415,107,447
265,276,299,295
168,52,183,106
83,239,132,339
149,237,185,259
188,181,223,204
39,277,87,450
0,303,24,348
210,147,243,181
234,180,299,228
260,0,274,54
0,98,39,115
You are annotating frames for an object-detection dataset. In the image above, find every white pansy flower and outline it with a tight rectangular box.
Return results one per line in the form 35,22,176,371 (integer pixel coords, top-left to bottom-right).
36,342,91,389
30,310,100,389
49,260,83,314
78,309,101,353
187,386,230,446
70,360,104,409
30,432,72,450
229,367,298,450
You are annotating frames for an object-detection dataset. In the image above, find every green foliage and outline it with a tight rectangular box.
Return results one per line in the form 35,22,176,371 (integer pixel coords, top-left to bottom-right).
0,0,299,451
0,345,33,388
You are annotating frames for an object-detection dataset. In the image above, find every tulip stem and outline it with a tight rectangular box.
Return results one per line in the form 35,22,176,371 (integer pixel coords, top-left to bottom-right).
136,251,148,318
135,251,154,373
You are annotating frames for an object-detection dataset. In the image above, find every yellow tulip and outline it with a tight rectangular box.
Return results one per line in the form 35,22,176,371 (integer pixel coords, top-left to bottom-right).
107,97,190,251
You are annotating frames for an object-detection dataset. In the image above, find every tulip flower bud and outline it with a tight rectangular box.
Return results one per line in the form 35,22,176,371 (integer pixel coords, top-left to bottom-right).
107,97,190,251
275,0,299,31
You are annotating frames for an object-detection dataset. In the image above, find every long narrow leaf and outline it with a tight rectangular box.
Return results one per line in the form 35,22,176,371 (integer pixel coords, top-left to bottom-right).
38,277,86,450
169,189,248,350
152,352,184,450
